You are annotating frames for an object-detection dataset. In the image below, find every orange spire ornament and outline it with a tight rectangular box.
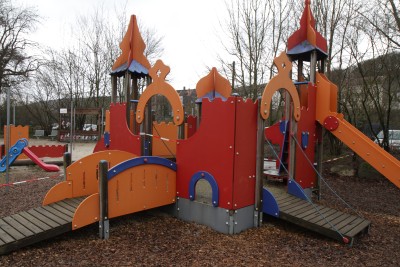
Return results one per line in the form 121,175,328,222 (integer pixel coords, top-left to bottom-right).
111,15,151,75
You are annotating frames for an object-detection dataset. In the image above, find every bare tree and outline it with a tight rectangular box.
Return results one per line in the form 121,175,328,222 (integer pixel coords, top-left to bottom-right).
141,25,164,66
220,0,270,100
14,3,164,132
359,0,400,49
0,0,40,93
311,0,363,155
335,0,400,152
218,0,294,130
348,35,400,151
75,7,118,108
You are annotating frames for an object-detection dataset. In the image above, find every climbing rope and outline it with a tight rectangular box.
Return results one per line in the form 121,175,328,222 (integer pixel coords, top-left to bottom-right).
291,133,363,219
265,137,349,243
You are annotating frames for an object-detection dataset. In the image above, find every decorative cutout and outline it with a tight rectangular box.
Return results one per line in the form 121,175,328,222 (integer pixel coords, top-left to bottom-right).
149,60,170,81
188,171,219,207
136,60,184,125
260,52,301,121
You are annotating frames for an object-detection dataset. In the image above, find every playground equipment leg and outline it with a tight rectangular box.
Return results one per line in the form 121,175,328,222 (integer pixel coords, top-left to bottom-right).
99,160,109,239
254,100,264,227
63,152,72,180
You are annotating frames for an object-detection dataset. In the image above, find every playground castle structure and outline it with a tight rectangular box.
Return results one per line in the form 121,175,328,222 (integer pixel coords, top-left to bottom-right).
1,0,399,254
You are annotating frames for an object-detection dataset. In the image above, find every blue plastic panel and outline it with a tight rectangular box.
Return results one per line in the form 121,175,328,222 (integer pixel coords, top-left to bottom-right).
301,131,309,149
188,171,219,207
107,156,177,180
0,139,28,172
279,120,289,134
110,60,149,75
262,188,279,217
104,132,110,147
287,41,328,57
195,91,227,103
287,179,309,201
294,81,309,85
128,60,149,74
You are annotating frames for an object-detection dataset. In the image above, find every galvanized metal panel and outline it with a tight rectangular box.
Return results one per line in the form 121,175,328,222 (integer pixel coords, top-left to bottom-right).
232,205,255,234
174,198,231,234
169,198,255,234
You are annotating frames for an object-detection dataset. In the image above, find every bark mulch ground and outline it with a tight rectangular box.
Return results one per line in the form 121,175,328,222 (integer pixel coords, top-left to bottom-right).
0,159,399,266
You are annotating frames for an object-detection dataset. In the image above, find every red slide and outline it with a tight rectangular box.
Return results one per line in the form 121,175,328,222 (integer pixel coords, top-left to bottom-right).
22,147,60,172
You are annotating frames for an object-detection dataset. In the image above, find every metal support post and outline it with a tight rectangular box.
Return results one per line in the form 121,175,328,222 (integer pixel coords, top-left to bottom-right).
316,127,323,200
196,103,202,129
289,119,297,180
69,101,73,158
125,73,131,127
5,86,11,191
311,50,322,199
284,89,296,180
99,160,109,239
254,99,265,227
310,51,317,83
111,76,117,104
140,122,145,156
63,152,72,181
100,108,104,136
178,114,186,140
132,77,139,134
144,102,153,156
13,103,15,125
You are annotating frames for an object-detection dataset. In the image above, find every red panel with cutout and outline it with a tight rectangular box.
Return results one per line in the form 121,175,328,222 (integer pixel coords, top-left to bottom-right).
93,103,141,156
177,97,236,210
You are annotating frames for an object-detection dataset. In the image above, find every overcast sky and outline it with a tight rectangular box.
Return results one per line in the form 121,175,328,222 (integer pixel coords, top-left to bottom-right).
17,0,228,90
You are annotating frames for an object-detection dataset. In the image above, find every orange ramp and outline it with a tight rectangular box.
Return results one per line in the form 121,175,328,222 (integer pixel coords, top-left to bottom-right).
316,73,400,189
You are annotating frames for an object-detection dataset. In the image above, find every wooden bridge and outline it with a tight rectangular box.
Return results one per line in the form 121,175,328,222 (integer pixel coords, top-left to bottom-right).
264,185,370,245
0,197,85,255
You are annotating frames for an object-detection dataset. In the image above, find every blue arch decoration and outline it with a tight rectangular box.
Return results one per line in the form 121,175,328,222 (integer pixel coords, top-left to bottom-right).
107,156,177,180
188,171,219,207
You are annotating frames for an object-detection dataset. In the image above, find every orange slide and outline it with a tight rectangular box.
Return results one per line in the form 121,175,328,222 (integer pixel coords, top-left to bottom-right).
316,72,400,189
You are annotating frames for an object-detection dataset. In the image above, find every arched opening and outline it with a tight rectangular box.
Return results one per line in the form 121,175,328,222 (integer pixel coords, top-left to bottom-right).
195,179,213,205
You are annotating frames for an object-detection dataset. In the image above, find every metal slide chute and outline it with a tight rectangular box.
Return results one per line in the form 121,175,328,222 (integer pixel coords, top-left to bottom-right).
315,72,400,189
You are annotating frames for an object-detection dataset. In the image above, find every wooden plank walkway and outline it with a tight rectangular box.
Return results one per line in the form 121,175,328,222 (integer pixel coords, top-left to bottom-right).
0,197,86,255
265,185,370,245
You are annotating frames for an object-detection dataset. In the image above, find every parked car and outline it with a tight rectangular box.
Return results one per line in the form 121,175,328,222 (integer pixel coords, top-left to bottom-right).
374,130,400,149
83,124,97,131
